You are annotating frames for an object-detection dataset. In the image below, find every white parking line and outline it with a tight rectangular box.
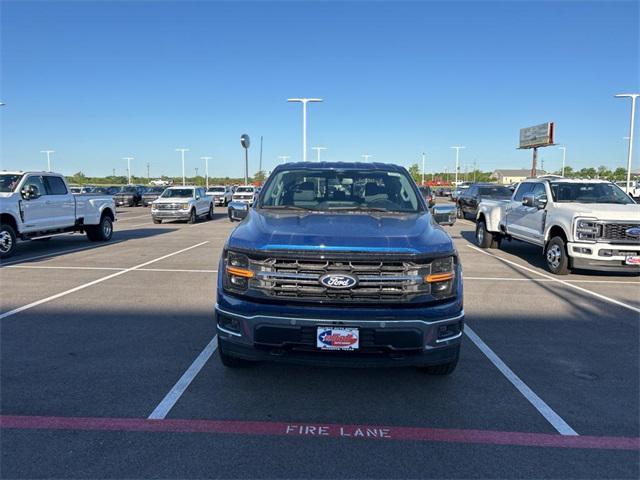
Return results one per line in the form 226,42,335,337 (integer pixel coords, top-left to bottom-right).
148,335,218,420
464,276,639,285
466,244,640,314
3,265,219,274
0,242,209,320
116,214,152,221
0,242,124,267
465,326,578,436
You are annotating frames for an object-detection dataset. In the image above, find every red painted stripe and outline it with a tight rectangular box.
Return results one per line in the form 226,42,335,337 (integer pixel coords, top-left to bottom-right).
1,415,638,451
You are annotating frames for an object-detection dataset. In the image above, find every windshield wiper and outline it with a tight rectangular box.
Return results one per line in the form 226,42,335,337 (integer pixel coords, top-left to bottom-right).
324,206,409,213
260,205,316,211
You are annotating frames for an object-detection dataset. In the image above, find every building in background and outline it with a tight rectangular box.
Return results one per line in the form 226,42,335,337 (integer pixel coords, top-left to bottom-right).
490,169,548,184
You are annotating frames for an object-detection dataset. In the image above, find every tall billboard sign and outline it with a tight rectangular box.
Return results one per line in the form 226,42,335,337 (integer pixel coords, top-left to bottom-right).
518,122,555,177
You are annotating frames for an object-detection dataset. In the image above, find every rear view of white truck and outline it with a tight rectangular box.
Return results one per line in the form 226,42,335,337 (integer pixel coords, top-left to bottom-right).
0,172,116,259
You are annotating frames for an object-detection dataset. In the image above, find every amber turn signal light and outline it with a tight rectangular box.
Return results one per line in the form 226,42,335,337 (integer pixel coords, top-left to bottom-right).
425,272,454,283
226,266,254,278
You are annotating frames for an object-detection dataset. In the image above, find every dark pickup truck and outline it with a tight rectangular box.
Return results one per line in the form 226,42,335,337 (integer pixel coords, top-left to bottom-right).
215,162,463,374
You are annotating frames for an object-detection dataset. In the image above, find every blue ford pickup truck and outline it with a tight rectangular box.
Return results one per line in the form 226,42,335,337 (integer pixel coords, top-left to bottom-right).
215,162,463,374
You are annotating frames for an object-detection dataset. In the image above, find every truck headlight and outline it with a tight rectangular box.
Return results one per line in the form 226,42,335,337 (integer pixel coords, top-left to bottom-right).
180,203,190,210
424,256,456,299
575,219,599,242
223,250,254,291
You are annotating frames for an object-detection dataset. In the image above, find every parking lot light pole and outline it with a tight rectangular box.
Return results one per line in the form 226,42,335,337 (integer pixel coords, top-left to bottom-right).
123,157,134,184
451,146,465,184
201,157,212,189
615,93,639,192
40,150,54,172
557,146,566,177
312,146,326,162
176,148,189,186
287,98,323,162
361,154,372,161
421,152,426,186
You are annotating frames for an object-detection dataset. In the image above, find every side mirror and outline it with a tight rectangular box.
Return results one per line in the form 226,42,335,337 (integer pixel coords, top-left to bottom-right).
228,201,249,222
522,193,535,207
431,204,456,226
22,184,40,200
536,195,547,209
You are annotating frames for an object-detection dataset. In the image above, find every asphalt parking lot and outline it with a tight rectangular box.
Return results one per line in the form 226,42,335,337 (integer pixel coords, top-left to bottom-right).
1,203,638,479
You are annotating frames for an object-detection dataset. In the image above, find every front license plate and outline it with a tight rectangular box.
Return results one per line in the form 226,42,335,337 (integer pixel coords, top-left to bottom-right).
625,256,640,265
317,327,359,350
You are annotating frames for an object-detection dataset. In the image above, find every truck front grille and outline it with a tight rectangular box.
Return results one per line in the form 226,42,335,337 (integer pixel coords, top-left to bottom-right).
599,223,640,244
248,256,435,303
155,203,181,210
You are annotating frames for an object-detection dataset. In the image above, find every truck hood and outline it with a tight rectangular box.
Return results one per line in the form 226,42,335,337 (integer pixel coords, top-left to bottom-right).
554,203,640,222
228,210,454,255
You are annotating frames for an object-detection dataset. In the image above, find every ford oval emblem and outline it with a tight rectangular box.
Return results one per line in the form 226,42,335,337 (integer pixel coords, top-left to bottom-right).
626,227,640,238
319,273,358,289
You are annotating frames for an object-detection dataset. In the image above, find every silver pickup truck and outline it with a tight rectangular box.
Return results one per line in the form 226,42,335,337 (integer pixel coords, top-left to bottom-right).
476,178,640,274
0,171,116,258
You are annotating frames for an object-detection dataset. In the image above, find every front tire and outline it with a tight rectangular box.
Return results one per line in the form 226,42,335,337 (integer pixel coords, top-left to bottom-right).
218,341,255,368
476,219,499,249
86,215,113,242
153,218,162,224
546,236,570,275
456,203,464,219
206,204,214,220
0,223,17,259
420,346,459,375
187,208,197,224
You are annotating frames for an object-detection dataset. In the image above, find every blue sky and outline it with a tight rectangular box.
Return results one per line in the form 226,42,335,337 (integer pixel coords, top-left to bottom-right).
1,0,638,178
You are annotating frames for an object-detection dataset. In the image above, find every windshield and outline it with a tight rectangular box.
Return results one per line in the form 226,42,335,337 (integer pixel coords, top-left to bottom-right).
550,182,634,204
146,187,165,193
0,174,24,193
478,186,512,198
161,188,194,198
259,168,422,213
235,187,254,193
119,186,137,193
208,187,225,192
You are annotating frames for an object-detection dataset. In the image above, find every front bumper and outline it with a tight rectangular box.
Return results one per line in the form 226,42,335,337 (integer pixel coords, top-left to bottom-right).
215,288,464,367
151,209,191,220
115,197,135,206
568,241,640,272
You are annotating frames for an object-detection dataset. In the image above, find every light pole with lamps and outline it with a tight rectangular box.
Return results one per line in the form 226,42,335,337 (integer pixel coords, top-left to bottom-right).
615,93,639,193
421,152,426,186
201,156,212,189
278,155,290,164
450,146,465,184
287,98,323,161
123,157,134,184
312,146,326,162
176,148,189,186
41,150,55,172
361,154,372,161
558,146,567,177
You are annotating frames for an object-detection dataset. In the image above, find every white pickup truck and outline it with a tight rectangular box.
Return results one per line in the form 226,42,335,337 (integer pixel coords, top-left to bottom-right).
0,171,116,259
476,178,640,274
616,180,640,200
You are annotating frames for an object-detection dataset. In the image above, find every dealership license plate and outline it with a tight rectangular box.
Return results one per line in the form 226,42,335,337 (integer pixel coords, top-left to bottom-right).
317,327,359,351
625,256,640,265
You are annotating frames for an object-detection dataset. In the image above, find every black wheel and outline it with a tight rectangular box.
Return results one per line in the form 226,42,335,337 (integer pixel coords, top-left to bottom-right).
224,198,229,206
420,347,459,375
456,203,464,219
86,215,113,242
218,341,255,368
476,219,498,248
0,223,17,259
546,236,570,275
153,218,162,224
207,204,214,220
187,208,197,224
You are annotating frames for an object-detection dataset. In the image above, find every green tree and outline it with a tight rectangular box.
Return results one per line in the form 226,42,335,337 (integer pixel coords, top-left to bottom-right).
408,164,421,183
253,170,266,183
597,165,611,179
612,167,627,181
